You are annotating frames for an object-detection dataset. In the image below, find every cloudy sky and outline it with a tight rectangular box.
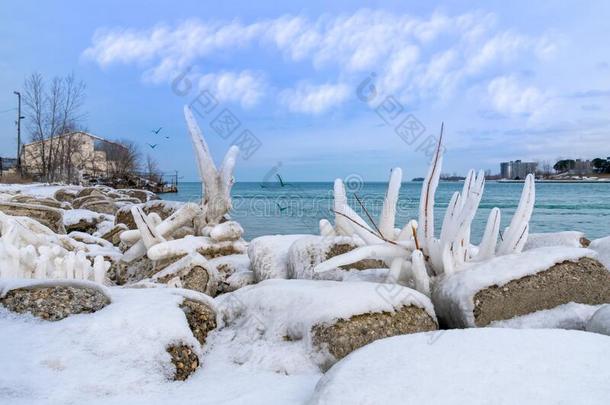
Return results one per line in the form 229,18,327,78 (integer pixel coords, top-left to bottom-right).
1,0,609,181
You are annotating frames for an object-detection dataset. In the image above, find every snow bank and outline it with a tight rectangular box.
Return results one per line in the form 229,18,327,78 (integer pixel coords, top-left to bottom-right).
589,236,610,269
248,234,309,281
0,184,75,198
433,246,597,327
310,328,610,405
587,304,610,336
489,302,602,330
524,231,585,250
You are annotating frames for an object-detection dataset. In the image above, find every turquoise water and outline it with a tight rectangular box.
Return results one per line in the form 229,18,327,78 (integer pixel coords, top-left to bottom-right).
159,182,610,241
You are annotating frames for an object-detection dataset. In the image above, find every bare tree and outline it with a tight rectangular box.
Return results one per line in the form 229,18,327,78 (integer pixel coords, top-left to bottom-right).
22,72,86,182
145,154,162,184
100,139,141,178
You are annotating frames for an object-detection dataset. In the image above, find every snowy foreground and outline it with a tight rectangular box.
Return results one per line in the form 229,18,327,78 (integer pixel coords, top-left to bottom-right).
1,111,610,404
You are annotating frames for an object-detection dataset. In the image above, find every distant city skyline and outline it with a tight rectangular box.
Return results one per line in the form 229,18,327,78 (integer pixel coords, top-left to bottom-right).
1,0,610,181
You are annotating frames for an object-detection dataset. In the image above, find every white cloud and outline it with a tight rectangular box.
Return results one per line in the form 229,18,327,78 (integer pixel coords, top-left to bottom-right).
487,75,550,117
280,82,350,114
198,70,266,108
82,10,558,112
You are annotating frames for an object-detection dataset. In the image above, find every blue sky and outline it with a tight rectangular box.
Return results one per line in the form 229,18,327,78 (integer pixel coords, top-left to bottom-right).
1,0,609,181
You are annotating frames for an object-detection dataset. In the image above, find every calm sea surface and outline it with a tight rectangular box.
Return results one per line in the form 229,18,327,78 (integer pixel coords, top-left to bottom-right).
159,181,610,241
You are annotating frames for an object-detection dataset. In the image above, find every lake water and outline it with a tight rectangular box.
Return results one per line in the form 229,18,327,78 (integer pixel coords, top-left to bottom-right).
159,181,610,241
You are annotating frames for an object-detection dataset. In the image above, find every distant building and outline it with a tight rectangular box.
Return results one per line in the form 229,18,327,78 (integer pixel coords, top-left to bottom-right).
21,132,127,179
500,160,538,179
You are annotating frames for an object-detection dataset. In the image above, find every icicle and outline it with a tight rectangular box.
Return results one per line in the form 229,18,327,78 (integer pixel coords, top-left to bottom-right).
379,168,402,239
93,256,109,284
314,244,409,273
475,208,501,261
497,174,535,255
411,250,430,296
319,219,336,237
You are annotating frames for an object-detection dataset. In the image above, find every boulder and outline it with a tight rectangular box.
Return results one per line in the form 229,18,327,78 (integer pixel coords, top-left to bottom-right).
0,201,65,233
209,254,253,293
100,223,128,246
54,187,80,203
114,200,181,229
248,234,309,281
217,280,437,371
433,247,610,328
288,235,386,280
524,231,589,250
10,195,68,209
180,298,217,345
77,187,112,198
0,284,110,321
72,192,107,209
309,329,610,405
166,344,199,381
63,209,108,234
209,221,244,242
152,253,219,296
80,199,118,215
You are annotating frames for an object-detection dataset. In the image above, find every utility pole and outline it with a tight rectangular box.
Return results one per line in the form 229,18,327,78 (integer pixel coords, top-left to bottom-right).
13,91,24,174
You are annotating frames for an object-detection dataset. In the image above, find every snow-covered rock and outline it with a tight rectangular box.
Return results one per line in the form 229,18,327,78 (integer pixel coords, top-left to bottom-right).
489,302,602,330
590,236,610,269
210,221,244,242
432,246,610,327
208,254,253,293
0,201,66,234
310,328,610,405
151,253,219,296
216,279,436,371
115,199,183,229
248,234,309,281
587,304,610,336
524,231,588,250
288,235,386,280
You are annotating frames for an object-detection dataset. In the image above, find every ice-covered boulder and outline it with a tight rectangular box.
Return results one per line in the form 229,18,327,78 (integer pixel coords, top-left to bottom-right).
433,247,610,328
146,236,247,261
209,221,244,242
63,208,111,234
524,231,589,250
115,200,182,229
488,302,603,330
121,188,158,203
10,194,70,210
180,298,217,345
209,253,253,293
589,236,610,269
0,280,110,321
587,304,610,336
151,253,219,296
310,329,610,405
71,192,107,209
80,199,118,215
248,234,309,281
166,344,199,381
100,223,128,246
54,187,80,203
0,201,65,233
216,279,436,371
288,235,386,280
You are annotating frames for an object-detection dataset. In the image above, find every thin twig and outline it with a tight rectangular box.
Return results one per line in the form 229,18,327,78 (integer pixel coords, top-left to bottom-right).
411,223,420,251
332,210,398,245
353,193,384,238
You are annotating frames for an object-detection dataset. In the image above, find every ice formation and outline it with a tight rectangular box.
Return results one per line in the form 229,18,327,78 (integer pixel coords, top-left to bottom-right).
0,212,112,283
315,129,536,296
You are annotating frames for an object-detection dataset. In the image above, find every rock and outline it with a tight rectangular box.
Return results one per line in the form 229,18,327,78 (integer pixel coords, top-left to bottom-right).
64,211,104,234
166,344,199,381
309,329,610,405
210,221,244,242
197,240,247,259
586,304,610,336
288,235,386,280
10,195,68,209
80,199,118,215
72,193,107,209
54,188,80,203
114,200,180,229
101,223,128,246
217,279,437,371
248,234,309,281
433,247,610,328
121,188,158,203
312,306,438,363
0,201,65,233
77,187,111,198
589,236,610,269
0,284,110,321
180,299,217,345
152,253,219,296
209,254,252,293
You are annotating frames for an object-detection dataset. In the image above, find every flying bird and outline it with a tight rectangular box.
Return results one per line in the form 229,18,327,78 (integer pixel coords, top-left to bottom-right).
151,127,163,134
165,136,170,139
147,143,158,149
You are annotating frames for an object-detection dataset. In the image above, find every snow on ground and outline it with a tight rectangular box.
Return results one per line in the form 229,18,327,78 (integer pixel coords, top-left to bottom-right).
212,279,435,374
489,302,602,330
62,209,110,226
587,304,610,336
0,283,316,405
310,328,610,405
0,183,77,199
433,246,597,327
524,231,585,250
589,236,610,269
